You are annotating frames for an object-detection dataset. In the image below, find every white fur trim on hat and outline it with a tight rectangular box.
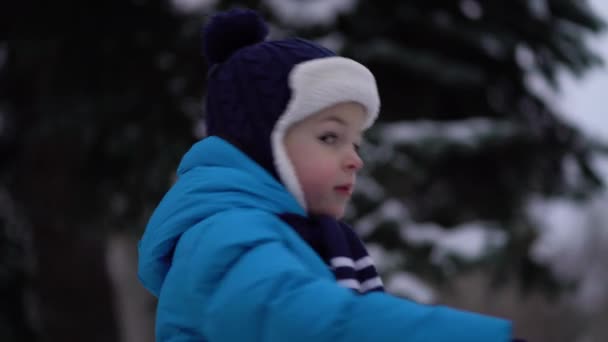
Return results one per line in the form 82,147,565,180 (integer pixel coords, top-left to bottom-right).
271,56,380,211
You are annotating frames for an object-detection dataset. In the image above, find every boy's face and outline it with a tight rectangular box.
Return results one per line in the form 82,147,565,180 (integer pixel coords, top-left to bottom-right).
284,102,366,219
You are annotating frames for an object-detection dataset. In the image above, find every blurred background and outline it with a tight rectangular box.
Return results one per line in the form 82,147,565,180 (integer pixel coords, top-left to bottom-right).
2,0,608,341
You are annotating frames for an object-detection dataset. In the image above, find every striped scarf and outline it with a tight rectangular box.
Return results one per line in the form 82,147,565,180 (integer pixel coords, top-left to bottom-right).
279,213,384,294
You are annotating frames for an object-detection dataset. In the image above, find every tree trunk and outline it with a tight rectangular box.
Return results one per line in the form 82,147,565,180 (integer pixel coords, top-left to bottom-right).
106,231,155,342
13,132,118,342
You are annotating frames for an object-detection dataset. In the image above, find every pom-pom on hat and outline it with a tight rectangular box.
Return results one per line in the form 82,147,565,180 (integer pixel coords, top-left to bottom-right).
202,8,380,211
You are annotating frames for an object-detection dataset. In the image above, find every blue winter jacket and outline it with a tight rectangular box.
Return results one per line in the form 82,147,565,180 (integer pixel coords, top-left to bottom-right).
138,136,512,341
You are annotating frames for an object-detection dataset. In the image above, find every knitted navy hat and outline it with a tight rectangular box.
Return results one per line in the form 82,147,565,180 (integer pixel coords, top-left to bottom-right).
202,8,380,210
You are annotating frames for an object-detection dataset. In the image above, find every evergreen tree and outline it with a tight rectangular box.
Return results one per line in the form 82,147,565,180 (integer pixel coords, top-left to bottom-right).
340,0,607,295
2,1,203,340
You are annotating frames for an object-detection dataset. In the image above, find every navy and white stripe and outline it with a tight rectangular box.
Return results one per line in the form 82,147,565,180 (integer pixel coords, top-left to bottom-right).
279,213,384,294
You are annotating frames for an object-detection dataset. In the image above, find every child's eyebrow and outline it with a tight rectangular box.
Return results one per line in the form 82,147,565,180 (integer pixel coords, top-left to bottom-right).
322,116,347,125
321,115,366,135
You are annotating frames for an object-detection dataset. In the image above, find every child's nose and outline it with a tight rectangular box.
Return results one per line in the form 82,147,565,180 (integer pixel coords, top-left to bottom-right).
344,151,364,171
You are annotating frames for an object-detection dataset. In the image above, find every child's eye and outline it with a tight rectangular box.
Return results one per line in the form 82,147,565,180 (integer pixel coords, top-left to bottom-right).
319,133,338,144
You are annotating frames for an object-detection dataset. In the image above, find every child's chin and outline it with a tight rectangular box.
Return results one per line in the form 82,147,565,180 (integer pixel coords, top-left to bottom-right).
310,208,343,219
324,207,346,219
309,202,347,219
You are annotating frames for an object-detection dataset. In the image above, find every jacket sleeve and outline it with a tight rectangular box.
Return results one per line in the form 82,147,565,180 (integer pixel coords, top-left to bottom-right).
174,211,512,342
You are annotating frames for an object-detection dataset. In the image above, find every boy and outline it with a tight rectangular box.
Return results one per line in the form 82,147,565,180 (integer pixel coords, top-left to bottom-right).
138,8,515,341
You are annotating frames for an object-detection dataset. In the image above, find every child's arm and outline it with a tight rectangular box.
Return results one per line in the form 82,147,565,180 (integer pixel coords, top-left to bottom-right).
208,243,509,341
162,211,511,341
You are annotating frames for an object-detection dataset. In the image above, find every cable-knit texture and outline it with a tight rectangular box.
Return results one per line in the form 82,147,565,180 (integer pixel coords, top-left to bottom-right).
205,38,335,179
202,8,268,65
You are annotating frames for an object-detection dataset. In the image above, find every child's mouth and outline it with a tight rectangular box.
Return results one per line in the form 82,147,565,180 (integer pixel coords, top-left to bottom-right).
334,184,353,196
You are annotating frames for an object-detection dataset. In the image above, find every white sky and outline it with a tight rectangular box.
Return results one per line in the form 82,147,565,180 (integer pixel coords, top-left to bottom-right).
557,0,608,142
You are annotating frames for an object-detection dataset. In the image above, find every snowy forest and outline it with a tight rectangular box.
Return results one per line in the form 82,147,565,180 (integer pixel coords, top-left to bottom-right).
1,0,608,341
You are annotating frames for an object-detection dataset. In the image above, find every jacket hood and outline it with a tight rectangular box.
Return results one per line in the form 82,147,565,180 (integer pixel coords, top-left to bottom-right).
137,136,305,296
